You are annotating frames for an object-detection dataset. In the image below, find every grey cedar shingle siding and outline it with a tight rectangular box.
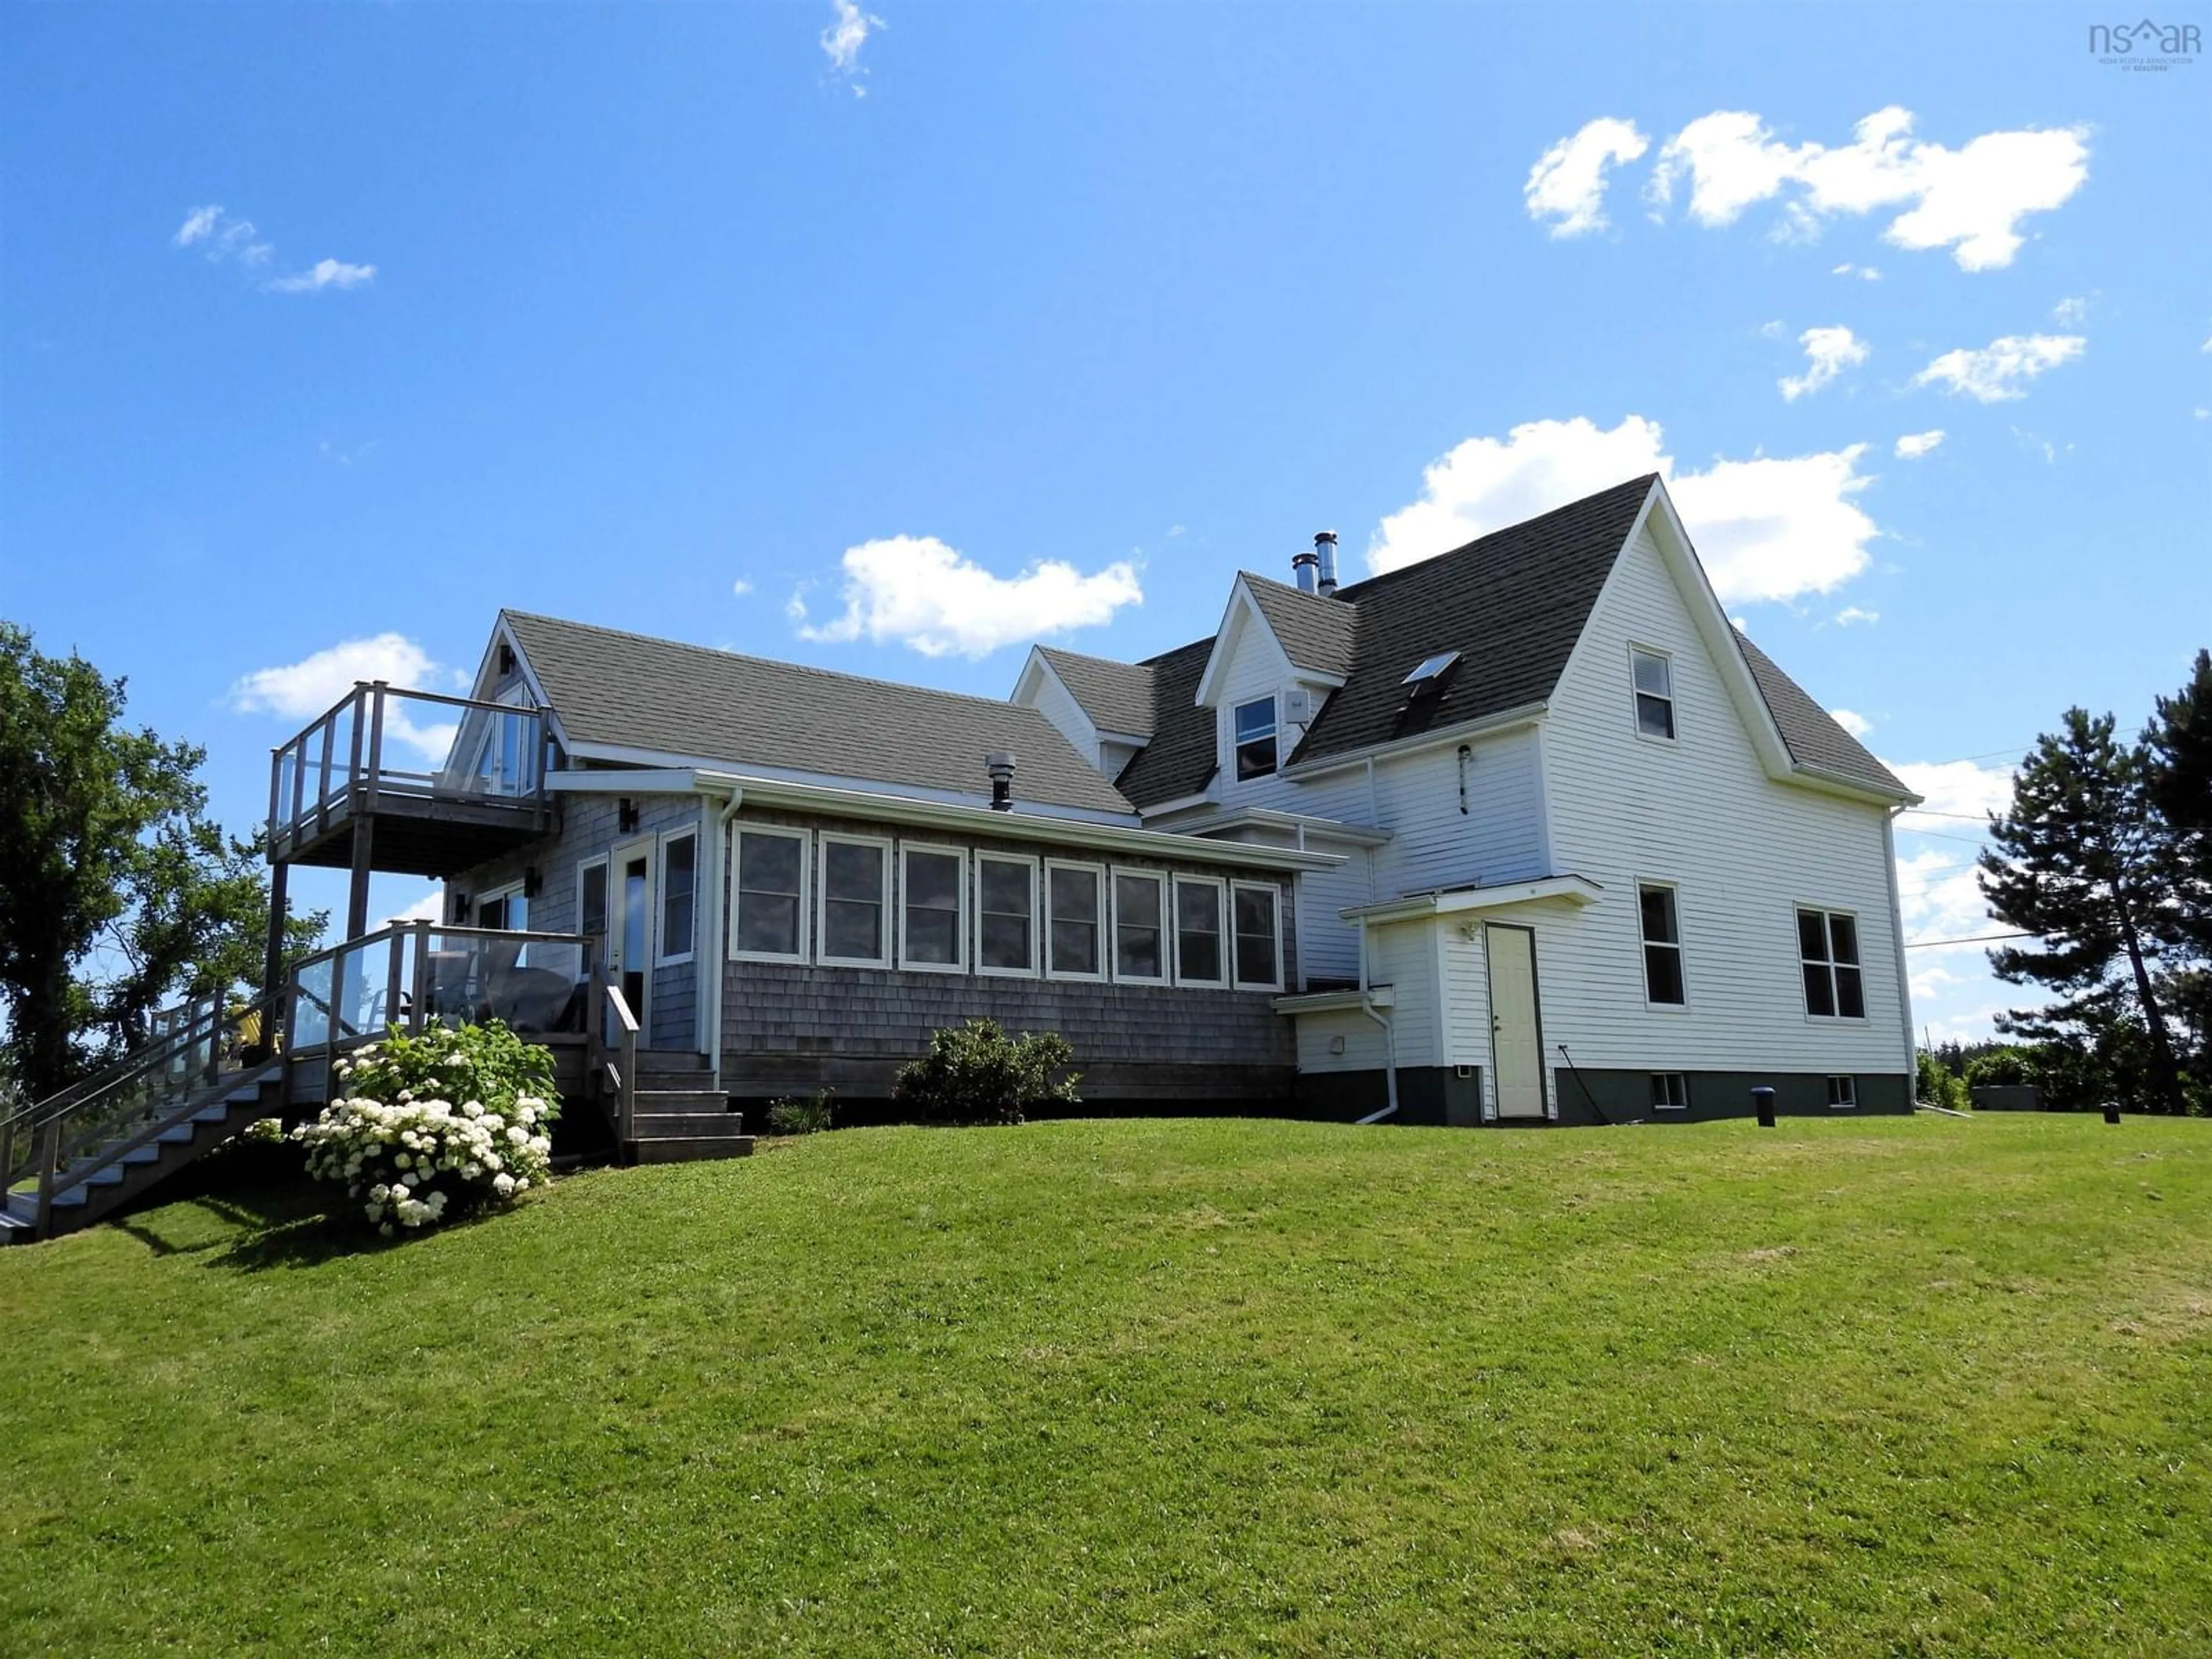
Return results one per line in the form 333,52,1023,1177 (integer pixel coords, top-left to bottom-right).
502,611,1135,817
1035,647,1157,738
1075,474,1903,805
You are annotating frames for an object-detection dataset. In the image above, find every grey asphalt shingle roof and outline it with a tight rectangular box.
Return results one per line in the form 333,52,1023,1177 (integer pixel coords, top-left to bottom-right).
1240,575,1359,679
1034,647,1157,738
1063,474,1906,805
1107,638,1218,806
1734,631,1908,796
502,611,1137,817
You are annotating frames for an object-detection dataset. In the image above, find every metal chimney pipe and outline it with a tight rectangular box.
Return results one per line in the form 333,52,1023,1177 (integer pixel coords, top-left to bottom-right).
1314,530,1339,596
985,751,1017,810
1291,547,1319,594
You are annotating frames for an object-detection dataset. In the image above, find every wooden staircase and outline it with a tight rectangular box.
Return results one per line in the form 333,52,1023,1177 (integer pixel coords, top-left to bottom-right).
624,1049,754,1165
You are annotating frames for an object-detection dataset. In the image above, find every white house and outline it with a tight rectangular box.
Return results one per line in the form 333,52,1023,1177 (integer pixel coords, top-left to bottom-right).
1013,472,1921,1123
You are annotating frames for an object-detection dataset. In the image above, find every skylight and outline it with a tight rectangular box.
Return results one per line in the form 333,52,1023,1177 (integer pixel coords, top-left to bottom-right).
1402,650,1461,688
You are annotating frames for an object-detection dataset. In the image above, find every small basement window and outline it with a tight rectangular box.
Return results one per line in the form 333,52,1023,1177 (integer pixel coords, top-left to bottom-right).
1650,1073,1689,1111
1799,908,1866,1020
1631,647,1676,741
1827,1074,1858,1109
1233,696,1278,780
1638,884,1685,1006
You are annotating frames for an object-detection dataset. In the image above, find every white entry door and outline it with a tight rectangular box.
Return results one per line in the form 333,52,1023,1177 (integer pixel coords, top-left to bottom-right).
1486,923,1547,1120
609,837,656,1033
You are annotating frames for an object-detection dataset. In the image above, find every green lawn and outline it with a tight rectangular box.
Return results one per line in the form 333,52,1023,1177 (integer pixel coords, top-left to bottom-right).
2,1114,2207,1657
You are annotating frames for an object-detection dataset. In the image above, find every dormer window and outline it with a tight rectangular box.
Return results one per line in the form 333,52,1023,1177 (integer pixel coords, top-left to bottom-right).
1233,696,1278,779
1631,647,1676,741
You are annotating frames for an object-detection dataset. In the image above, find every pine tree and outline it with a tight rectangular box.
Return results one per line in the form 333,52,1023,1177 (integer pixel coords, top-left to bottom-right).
2146,648,2212,943
1979,709,2187,1114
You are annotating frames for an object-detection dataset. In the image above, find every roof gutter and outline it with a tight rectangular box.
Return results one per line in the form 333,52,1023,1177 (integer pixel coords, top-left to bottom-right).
686,770,1346,872
1341,873,1603,925
1789,762,1923,809
1282,700,1548,781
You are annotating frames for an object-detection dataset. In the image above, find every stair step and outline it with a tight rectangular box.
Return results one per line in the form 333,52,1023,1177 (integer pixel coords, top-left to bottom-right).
634,1089,728,1112
192,1104,231,1124
158,1124,199,1145
628,1135,754,1164
630,1112,749,1139
82,1166,127,1188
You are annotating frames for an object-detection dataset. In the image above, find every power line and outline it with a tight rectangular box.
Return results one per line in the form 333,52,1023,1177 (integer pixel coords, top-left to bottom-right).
1898,808,1994,822
1903,930,2032,949
1896,826,1993,847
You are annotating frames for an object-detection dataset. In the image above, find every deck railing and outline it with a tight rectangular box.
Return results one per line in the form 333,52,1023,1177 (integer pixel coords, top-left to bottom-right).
285,921,603,1065
267,682,551,857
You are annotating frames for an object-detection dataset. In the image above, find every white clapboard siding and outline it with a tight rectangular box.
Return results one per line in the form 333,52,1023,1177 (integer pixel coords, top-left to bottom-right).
1022,662,1105,771
1536,528,1908,1075
1294,1007,1390,1071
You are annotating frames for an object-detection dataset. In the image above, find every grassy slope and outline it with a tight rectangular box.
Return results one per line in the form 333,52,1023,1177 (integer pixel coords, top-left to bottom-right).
1,1115,2207,1658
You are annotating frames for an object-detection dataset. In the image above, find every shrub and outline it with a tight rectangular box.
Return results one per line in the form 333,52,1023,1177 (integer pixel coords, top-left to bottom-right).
767,1089,835,1135
293,1021,560,1234
893,1019,1079,1126
1964,1046,2035,1089
1916,1050,1969,1111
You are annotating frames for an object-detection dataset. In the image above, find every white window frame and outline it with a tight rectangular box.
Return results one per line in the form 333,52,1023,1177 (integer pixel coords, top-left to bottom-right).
1043,858,1107,983
1827,1074,1858,1110
1637,879,1687,1009
973,851,1039,979
1171,873,1229,988
817,832,894,969
898,840,968,974
730,827,809,965
1232,694,1279,781
477,880,527,933
1230,879,1284,993
1650,1072,1690,1112
1797,904,1868,1023
1109,866,1170,986
656,828,700,967
1629,643,1677,745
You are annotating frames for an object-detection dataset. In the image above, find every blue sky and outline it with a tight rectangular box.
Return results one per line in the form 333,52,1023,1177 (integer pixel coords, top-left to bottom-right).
5,3,2207,1041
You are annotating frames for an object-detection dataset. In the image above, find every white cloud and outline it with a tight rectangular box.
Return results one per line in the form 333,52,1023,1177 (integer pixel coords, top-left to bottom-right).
1524,118,1650,237
1893,429,1945,459
795,536,1142,658
228,634,457,758
266,257,377,294
1912,334,2084,402
1832,606,1880,627
1831,708,1874,738
172,204,271,266
1366,414,1878,606
730,578,754,597
1779,324,1869,400
1831,262,1882,281
388,887,446,925
2051,295,2089,325
1893,757,2016,821
175,206,222,247
821,0,881,89
1643,105,2090,271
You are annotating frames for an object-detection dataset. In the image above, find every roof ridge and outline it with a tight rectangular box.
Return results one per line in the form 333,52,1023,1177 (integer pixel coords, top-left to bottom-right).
1327,472,1659,602
501,609,1067,721
1036,643,1156,675
1238,569,1361,608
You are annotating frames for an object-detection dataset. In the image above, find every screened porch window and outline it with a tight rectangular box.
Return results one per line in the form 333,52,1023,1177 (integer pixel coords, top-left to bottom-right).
733,831,805,960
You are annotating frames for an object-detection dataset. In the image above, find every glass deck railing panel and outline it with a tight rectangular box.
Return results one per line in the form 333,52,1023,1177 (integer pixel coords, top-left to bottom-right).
418,930,590,1037
267,687,548,849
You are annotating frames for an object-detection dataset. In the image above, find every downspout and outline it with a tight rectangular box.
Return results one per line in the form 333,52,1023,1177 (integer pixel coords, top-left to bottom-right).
1355,915,1400,1124
702,782,747,1093
1883,806,1915,1082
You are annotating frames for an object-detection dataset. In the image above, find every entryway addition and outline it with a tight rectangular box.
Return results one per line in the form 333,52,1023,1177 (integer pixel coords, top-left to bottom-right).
1486,923,1547,1120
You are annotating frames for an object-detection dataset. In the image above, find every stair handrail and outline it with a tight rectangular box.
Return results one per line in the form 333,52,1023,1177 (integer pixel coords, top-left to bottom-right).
2,991,225,1134
2,994,275,1202
603,984,639,1146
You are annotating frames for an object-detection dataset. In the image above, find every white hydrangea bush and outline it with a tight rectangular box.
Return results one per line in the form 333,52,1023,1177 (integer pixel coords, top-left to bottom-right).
293,1020,560,1235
